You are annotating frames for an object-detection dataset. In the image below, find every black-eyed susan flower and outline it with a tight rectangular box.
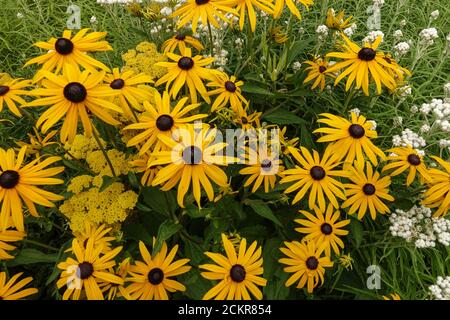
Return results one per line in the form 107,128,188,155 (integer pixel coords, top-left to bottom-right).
382,146,431,186
200,234,267,300
235,106,261,130
381,53,411,85
100,258,131,300
25,65,122,143
0,272,38,300
130,153,161,186
273,0,313,20
280,145,347,211
57,238,123,300
15,127,59,159
239,146,284,193
74,222,116,252
124,91,207,155
325,35,399,95
105,68,153,120
150,125,233,207
0,146,64,232
124,240,191,300
24,28,111,77
207,73,247,113
0,78,31,117
383,293,401,300
170,0,237,32
235,0,274,32
341,161,394,220
421,156,450,217
155,48,221,103
162,33,204,54
279,240,333,293
303,57,333,91
338,253,353,270
269,26,289,44
0,226,25,260
278,126,299,155
295,204,350,256
314,112,386,166
326,8,353,31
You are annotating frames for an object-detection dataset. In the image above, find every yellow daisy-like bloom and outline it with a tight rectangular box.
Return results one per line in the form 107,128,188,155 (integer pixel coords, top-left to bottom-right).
0,146,64,232
421,156,450,217
25,65,122,143
105,68,153,120
15,127,59,159
381,54,411,85
170,0,237,32
295,204,350,256
150,125,232,207
100,258,131,300
325,35,399,95
200,234,267,300
280,145,347,211
57,238,123,300
341,161,394,220
235,107,262,130
278,126,299,155
273,0,313,20
130,153,161,187
279,240,333,293
207,73,247,113
338,253,353,270
383,293,401,300
0,226,25,260
382,146,431,186
0,272,38,300
303,57,333,91
235,0,274,32
162,33,204,54
239,146,284,193
314,112,386,166
326,9,353,31
155,48,220,103
0,78,31,117
270,25,289,44
124,91,207,155
124,241,191,300
24,28,111,77
73,222,116,253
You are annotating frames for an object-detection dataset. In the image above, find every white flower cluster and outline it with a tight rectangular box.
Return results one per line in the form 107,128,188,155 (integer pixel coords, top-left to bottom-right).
160,7,172,16
393,29,403,40
97,0,141,3
397,85,412,97
17,12,24,19
444,83,450,95
390,206,450,248
213,48,229,71
343,23,357,37
429,276,450,300
393,41,410,57
392,129,426,150
363,30,384,44
316,25,329,40
420,98,450,132
292,61,302,72
373,0,385,7
430,10,440,20
419,27,439,45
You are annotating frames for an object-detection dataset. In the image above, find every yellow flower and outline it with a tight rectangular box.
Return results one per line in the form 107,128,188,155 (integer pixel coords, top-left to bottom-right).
162,33,204,54
234,0,274,32
338,253,353,270
15,127,59,159
295,204,350,256
280,145,347,210
0,226,25,260
24,28,111,78
381,53,412,85
100,258,131,300
25,65,121,143
341,161,394,220
326,8,353,31
303,57,333,91
278,126,299,155
273,0,313,20
421,156,450,217
0,77,31,117
269,25,289,44
200,234,267,300
0,146,64,231
57,238,123,300
155,48,221,103
73,222,116,253
279,240,333,293
314,112,386,166
235,106,261,130
207,73,247,112
122,42,167,80
63,134,102,160
124,240,191,300
0,272,38,300
383,293,401,300
130,153,161,187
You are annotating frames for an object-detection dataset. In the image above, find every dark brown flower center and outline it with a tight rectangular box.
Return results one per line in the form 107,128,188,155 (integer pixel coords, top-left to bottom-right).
407,154,421,166
321,223,333,235
306,256,319,270
182,146,202,165
156,114,174,131
319,66,327,73
261,159,272,170
64,82,87,103
110,78,125,89
195,0,210,5
0,170,20,189
241,117,248,124
178,57,194,70
0,85,10,96
230,264,246,282
310,166,326,180
358,47,376,61
348,124,365,138
224,81,237,92
147,268,164,285
175,34,186,41
55,37,74,55
363,183,376,195
77,262,94,279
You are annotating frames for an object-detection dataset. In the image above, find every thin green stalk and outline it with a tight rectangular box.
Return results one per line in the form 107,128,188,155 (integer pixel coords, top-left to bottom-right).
92,129,117,177
23,239,59,252
207,21,214,55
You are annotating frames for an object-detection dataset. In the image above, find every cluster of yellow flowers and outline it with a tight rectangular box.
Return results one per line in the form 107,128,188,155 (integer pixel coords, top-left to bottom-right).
122,42,167,80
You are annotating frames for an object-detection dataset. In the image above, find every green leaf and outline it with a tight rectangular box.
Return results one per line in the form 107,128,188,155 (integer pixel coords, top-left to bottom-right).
184,239,205,265
241,83,274,96
300,124,315,149
245,199,282,226
154,220,182,254
185,205,212,219
142,187,176,216
6,248,58,266
350,219,364,248
263,109,306,125
99,175,121,192
127,171,140,189
122,223,152,244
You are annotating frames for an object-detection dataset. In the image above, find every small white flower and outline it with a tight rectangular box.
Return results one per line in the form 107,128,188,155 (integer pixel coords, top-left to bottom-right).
393,41,410,57
430,10,440,20
292,61,302,72
160,7,172,16
90,16,97,24
400,19,407,27
349,108,361,116
315,25,329,40
393,29,403,40
17,12,24,19
419,27,439,45
444,83,450,95
363,30,384,44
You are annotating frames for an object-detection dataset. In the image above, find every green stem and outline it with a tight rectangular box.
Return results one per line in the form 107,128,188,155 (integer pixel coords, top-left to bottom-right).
92,129,117,178
207,21,214,56
23,239,59,252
